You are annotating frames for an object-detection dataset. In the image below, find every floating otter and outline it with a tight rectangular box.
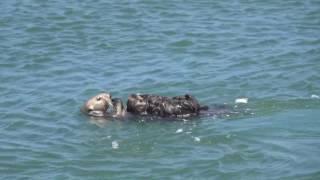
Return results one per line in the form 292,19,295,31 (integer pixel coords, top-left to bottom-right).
127,94,208,118
82,92,236,120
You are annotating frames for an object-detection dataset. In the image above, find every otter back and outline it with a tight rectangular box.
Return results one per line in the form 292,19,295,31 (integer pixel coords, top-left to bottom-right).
127,94,203,117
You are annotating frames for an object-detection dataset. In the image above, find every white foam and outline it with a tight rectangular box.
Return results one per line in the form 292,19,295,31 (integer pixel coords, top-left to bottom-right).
176,128,183,133
194,137,201,142
311,94,319,99
112,141,119,149
235,97,248,104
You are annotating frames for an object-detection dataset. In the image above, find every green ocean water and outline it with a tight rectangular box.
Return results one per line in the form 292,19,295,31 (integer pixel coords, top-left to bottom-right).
1,0,320,179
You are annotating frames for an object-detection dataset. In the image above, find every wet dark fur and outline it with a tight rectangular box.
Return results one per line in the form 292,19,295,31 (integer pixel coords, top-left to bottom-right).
111,98,126,117
127,94,208,117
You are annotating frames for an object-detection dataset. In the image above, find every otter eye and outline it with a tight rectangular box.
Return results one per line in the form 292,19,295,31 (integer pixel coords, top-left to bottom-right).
139,99,143,103
96,96,101,101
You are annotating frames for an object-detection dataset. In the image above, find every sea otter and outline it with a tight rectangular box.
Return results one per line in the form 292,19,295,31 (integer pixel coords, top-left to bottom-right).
82,92,236,119
126,93,209,118
82,92,210,118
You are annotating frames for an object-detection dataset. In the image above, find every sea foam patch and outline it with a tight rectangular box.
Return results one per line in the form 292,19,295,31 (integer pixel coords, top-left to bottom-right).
235,97,248,104
112,141,119,149
193,137,201,142
175,128,183,133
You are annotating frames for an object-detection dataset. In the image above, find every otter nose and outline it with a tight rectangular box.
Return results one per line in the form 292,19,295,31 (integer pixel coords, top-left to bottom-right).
86,105,95,114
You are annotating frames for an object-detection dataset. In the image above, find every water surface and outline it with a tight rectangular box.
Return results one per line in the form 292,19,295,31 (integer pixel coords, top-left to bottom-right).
1,0,320,179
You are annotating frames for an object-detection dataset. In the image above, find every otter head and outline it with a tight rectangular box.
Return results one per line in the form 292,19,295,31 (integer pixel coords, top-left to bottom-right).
126,94,148,115
82,93,113,117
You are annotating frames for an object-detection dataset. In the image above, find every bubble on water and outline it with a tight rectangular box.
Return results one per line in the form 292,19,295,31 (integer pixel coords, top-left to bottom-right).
112,141,119,149
235,97,248,104
176,128,183,133
311,94,319,99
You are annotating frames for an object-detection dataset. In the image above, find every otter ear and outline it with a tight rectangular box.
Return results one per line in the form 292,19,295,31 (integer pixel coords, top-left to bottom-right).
185,94,191,99
103,93,112,100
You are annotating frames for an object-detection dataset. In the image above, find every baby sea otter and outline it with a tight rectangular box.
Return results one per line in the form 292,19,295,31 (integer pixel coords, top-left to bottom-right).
126,93,208,118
